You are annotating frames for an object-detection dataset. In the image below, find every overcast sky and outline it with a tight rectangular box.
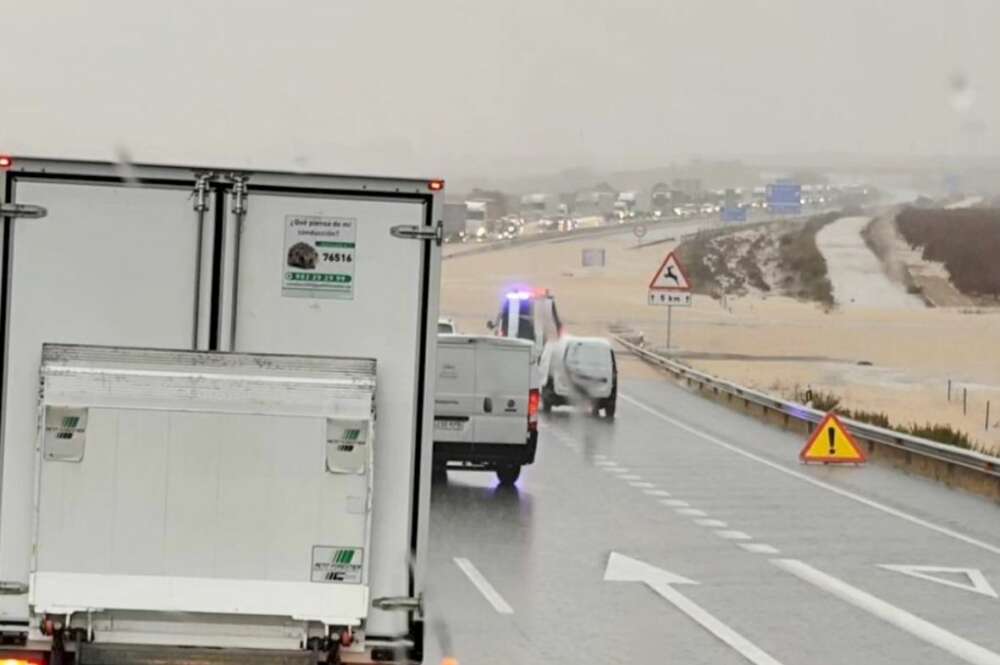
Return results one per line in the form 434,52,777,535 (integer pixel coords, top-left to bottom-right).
1,0,997,178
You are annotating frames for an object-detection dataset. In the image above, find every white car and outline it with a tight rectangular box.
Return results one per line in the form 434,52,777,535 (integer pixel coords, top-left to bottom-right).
540,336,618,418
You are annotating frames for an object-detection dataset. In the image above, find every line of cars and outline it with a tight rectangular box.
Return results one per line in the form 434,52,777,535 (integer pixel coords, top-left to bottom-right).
432,289,617,485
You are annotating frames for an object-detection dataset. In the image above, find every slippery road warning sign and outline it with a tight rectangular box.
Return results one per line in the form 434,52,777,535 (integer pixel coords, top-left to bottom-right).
649,252,691,291
800,413,867,464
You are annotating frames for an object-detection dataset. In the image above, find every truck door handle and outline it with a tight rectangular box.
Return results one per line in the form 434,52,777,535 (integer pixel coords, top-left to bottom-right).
483,397,493,413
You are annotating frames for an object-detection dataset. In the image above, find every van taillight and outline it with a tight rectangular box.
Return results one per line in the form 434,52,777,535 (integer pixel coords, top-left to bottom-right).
528,389,540,430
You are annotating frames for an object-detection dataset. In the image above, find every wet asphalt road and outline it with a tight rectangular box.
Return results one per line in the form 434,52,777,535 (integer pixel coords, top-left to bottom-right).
423,375,1000,665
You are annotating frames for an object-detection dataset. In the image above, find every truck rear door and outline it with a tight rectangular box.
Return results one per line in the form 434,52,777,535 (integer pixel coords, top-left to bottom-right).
0,171,201,622
223,183,436,637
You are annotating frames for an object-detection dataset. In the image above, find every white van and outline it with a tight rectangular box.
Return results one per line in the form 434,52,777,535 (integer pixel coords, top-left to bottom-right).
540,336,618,418
434,335,539,484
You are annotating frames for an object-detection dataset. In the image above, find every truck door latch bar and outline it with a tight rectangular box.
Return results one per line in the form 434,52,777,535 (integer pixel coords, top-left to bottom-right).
0,203,48,220
0,581,28,595
390,220,443,245
372,594,423,613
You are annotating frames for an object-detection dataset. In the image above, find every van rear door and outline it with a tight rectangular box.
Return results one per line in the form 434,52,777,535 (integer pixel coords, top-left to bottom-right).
475,340,531,445
434,337,476,443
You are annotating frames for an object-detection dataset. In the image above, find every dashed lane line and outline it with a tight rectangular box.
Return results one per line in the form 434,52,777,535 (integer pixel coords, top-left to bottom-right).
620,393,1000,558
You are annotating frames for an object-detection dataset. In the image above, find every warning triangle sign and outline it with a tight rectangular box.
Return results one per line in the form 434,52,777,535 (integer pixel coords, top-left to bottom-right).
800,413,866,463
649,252,691,291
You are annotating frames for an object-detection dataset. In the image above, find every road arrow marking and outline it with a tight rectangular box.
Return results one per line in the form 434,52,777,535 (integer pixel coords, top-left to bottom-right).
775,558,1000,665
879,564,998,599
604,553,785,665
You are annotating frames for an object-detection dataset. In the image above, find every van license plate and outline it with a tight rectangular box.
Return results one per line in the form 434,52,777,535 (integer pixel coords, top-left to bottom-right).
435,420,464,431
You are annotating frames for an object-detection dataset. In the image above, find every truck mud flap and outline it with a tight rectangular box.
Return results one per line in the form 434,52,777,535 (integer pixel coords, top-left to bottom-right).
79,644,315,665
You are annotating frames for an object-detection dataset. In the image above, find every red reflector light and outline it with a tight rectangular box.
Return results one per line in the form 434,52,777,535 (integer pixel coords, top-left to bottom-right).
528,388,540,429
0,657,44,665
428,179,444,191
0,155,12,169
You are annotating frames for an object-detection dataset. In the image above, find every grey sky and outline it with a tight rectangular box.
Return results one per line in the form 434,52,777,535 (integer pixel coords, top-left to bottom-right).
2,0,997,178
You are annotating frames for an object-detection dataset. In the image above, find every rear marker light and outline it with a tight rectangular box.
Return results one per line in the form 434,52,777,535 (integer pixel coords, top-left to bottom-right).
0,155,12,169
428,179,444,191
528,389,540,430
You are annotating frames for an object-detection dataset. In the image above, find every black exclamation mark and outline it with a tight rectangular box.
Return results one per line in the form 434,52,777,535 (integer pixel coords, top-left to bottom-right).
827,427,836,456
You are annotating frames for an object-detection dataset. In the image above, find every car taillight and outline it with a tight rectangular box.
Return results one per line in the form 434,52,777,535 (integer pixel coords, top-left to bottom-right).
0,155,12,170
528,388,540,430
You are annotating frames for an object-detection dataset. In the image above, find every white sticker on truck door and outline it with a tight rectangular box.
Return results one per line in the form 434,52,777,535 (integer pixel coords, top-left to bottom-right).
283,215,356,299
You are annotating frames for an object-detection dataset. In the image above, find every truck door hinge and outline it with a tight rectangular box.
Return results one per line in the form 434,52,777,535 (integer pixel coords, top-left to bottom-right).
230,174,249,215
190,172,214,212
390,220,443,245
0,203,47,220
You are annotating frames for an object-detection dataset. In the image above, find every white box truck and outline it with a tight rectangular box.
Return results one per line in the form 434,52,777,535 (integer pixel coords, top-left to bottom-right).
0,156,444,664
433,335,538,485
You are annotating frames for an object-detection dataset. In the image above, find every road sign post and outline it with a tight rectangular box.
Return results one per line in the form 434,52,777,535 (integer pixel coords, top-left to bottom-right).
667,304,673,349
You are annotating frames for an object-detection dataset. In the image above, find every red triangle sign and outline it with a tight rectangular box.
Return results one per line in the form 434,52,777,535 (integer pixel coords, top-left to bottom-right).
649,252,691,291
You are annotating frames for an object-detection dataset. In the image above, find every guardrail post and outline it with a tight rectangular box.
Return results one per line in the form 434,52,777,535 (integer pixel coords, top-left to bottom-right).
987,401,991,432
964,387,968,416
948,379,952,402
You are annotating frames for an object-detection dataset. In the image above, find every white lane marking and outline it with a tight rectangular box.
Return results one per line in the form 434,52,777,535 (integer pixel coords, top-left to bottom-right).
620,393,1000,557
695,518,728,528
629,481,656,488
677,508,708,517
644,489,672,497
620,474,642,480
593,454,607,460
601,466,623,473
609,467,630,474
740,543,780,555
453,557,514,615
661,499,690,507
774,558,1000,665
606,553,785,665
594,460,617,466
879,565,999,599
716,530,752,541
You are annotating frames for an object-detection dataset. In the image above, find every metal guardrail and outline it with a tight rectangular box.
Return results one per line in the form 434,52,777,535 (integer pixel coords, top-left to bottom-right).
612,334,1000,479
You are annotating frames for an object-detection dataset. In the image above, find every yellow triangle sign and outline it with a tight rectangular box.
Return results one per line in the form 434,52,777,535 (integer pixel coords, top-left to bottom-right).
800,413,867,464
